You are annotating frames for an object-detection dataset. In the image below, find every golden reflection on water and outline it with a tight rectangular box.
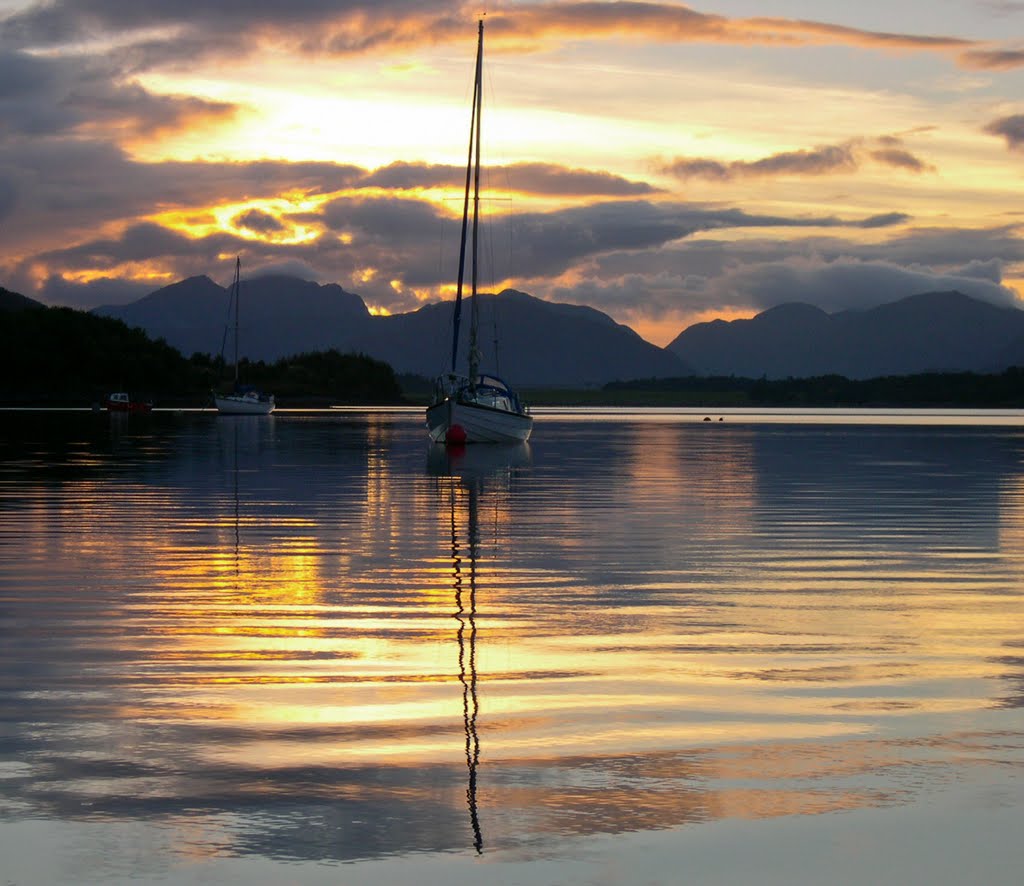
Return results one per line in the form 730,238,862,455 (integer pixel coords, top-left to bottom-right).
2,412,1024,866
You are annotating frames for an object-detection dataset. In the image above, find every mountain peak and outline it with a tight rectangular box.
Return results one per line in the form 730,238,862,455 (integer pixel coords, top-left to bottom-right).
669,289,1024,378
0,285,45,312
91,275,689,384
755,302,831,323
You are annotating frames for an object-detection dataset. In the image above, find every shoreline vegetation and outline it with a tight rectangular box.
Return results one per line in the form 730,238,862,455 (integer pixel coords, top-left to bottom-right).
0,301,405,408
531,369,1024,408
4,296,1024,410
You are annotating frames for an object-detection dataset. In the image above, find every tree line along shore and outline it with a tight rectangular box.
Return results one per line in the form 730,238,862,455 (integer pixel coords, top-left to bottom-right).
0,303,404,407
4,298,1024,409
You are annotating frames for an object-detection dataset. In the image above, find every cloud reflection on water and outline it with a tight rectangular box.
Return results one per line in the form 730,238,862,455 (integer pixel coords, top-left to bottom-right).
1,410,1024,870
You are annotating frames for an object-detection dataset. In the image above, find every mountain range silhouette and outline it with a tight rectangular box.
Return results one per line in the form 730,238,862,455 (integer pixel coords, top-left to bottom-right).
90,277,1024,384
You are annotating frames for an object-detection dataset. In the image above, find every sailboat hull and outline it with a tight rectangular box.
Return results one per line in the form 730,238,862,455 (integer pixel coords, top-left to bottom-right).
213,393,275,415
427,397,532,444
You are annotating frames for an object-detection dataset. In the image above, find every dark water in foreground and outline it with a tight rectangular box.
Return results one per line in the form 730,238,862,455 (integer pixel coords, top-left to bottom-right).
2,408,1024,885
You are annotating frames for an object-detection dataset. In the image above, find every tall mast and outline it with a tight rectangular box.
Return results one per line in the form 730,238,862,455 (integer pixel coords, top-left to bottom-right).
468,19,483,387
233,256,240,385
451,21,483,375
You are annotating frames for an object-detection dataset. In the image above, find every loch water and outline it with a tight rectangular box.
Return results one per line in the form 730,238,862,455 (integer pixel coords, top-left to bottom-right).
2,407,1024,885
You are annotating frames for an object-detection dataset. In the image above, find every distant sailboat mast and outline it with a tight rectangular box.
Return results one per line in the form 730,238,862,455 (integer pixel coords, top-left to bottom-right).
213,255,275,414
232,256,240,386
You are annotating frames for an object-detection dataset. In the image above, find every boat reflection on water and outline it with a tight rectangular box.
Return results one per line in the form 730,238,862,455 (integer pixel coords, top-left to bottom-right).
426,441,532,854
217,414,275,586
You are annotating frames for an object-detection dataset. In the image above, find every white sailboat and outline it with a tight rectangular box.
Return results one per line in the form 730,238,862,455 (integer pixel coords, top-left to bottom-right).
426,20,533,445
213,257,275,415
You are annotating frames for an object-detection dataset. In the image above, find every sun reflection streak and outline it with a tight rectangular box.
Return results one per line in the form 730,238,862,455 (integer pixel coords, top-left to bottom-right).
4,413,1024,868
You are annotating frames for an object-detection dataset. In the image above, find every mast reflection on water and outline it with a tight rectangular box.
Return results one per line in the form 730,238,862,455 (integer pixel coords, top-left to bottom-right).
427,441,532,855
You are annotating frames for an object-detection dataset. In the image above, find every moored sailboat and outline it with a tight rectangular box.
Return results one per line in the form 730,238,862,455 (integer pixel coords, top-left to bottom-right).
426,20,532,445
213,257,275,415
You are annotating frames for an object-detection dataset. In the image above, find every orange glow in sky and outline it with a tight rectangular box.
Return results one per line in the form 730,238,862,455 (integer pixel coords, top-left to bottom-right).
2,0,1024,345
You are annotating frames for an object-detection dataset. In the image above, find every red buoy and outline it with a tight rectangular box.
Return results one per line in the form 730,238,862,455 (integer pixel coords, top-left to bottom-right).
446,424,467,445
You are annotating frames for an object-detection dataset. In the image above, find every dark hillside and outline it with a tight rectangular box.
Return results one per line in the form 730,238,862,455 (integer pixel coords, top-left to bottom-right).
0,305,210,404
0,286,46,312
0,298,406,406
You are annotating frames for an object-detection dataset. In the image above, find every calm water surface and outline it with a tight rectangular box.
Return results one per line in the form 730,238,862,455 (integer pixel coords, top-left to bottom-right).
2,408,1024,885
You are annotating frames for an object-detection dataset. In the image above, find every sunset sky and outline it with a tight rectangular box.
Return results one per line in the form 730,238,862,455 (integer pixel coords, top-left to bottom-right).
3,0,1024,344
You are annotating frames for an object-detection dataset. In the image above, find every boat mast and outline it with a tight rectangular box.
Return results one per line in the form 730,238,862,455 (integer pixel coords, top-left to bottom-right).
232,256,240,385
468,19,483,388
451,21,483,376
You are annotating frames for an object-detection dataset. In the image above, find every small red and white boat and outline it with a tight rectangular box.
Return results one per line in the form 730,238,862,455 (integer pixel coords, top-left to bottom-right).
106,392,152,413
